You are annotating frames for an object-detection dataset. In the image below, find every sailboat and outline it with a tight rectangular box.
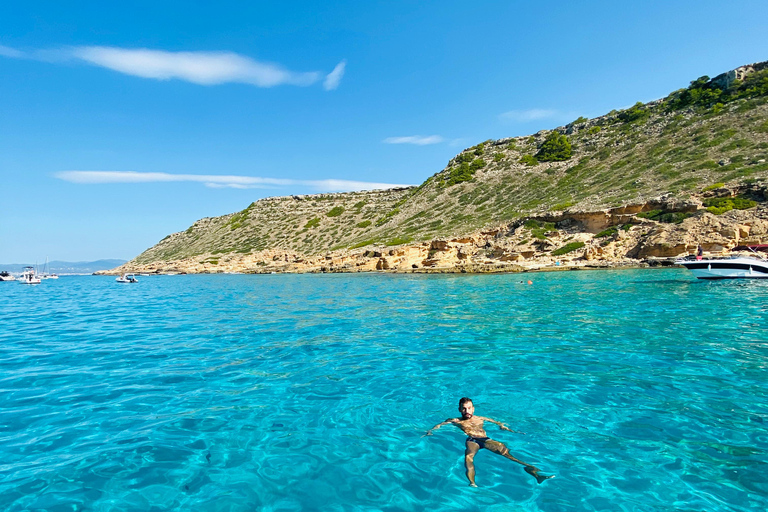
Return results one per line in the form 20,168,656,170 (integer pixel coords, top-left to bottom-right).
40,257,59,279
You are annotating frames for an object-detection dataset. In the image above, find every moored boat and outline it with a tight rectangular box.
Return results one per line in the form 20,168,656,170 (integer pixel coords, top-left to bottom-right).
677,246,768,279
20,267,42,284
116,273,138,283
0,271,16,281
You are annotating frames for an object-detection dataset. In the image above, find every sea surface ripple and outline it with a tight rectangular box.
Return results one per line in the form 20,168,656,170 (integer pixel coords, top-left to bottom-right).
1,270,766,511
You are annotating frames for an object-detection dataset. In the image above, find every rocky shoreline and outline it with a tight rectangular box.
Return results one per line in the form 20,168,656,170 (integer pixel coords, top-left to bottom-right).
100,191,768,276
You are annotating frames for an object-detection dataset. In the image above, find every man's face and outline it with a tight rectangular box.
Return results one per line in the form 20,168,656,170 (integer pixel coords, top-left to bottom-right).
459,401,474,419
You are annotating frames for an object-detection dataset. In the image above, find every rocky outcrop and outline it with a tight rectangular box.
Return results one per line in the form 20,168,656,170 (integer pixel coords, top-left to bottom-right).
103,199,768,275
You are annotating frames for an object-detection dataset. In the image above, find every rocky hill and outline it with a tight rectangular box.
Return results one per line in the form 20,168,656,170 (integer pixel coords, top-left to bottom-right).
112,61,768,274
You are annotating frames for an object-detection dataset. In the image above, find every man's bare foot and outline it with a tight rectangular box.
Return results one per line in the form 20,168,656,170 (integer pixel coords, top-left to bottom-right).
525,466,555,484
469,482,478,487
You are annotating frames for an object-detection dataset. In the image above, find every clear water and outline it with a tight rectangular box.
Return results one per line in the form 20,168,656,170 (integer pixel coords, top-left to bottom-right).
1,270,766,512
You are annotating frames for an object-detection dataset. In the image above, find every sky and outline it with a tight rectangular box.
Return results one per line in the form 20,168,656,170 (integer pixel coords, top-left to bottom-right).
2,1,768,263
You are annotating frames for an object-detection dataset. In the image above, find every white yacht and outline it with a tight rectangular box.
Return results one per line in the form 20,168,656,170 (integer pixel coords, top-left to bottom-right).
20,267,42,284
0,271,16,281
677,246,768,279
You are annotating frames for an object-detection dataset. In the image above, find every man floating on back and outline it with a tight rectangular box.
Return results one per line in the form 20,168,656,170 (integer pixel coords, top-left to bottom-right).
425,397,555,487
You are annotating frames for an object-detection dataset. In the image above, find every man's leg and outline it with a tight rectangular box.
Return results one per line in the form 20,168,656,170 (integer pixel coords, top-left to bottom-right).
483,439,554,484
464,439,481,487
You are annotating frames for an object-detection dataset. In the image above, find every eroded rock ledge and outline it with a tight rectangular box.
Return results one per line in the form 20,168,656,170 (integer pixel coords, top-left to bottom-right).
103,190,768,276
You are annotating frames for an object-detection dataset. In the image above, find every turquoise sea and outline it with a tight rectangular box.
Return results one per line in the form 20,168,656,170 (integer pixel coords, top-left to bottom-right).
1,269,766,511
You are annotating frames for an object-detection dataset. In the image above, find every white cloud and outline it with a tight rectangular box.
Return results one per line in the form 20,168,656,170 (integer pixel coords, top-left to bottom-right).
0,45,24,58
498,109,558,122
324,60,346,90
383,135,444,145
54,171,410,192
0,44,345,89
73,46,321,87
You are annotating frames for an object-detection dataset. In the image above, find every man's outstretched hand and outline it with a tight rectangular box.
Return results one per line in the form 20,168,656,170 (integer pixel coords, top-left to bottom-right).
500,424,525,434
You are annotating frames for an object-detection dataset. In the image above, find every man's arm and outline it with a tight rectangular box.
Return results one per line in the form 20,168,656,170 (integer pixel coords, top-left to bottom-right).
478,416,525,434
423,418,457,437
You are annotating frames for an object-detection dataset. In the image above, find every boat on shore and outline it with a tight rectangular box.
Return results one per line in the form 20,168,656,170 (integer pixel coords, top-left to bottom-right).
116,274,138,283
20,267,42,284
0,271,16,281
677,245,768,279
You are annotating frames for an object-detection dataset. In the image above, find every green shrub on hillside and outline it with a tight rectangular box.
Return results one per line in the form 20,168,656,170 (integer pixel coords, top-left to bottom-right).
587,126,601,135
667,68,768,110
618,102,650,124
228,210,249,230
493,153,504,162
305,217,321,229
703,196,758,215
636,210,692,223
552,241,585,256
520,154,538,166
385,236,413,246
572,116,588,125
470,158,485,171
657,212,692,223
327,206,345,217
447,162,473,185
350,239,376,249
523,219,541,228
356,220,372,228
536,132,573,161
456,153,474,164
595,226,619,238
702,182,725,191
375,208,401,226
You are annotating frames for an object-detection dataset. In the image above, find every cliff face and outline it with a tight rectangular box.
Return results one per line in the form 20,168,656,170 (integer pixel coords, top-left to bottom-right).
113,62,768,274
111,184,768,275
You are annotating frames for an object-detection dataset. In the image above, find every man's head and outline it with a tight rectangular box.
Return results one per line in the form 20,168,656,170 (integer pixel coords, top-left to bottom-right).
458,397,474,419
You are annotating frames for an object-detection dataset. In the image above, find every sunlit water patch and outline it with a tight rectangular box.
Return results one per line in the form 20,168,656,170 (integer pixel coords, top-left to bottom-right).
1,270,766,511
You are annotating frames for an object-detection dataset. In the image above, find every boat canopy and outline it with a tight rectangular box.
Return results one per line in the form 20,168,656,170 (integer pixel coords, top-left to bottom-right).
733,244,768,253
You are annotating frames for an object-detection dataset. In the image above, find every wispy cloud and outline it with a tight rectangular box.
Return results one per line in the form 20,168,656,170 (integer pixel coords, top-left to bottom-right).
323,60,346,90
0,44,24,58
383,135,444,145
54,171,410,192
0,44,345,89
498,109,559,122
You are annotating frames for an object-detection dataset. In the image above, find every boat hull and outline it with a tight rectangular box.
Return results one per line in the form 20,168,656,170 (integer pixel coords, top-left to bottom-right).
679,258,768,279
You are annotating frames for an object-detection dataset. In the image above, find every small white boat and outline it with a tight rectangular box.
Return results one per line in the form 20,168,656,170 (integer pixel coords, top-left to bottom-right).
677,246,768,279
20,266,42,284
116,273,138,283
0,271,17,281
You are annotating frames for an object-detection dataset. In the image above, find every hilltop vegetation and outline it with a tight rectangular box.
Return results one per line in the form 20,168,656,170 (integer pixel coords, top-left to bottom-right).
131,62,768,267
